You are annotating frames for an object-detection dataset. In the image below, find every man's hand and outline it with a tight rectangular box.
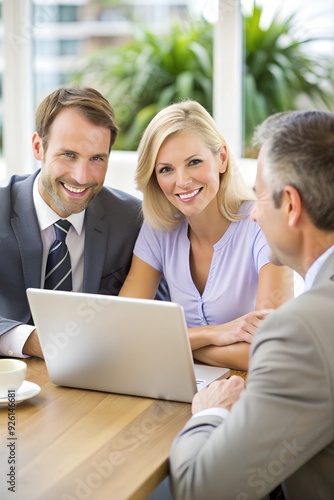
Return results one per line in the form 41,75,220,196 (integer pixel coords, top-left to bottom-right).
22,329,44,359
192,375,245,414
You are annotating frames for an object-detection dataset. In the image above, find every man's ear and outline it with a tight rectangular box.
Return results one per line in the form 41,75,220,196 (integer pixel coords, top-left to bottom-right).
282,185,302,227
32,132,43,161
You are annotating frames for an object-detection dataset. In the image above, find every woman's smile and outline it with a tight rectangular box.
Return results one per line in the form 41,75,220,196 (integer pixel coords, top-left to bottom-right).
176,187,202,201
155,131,225,217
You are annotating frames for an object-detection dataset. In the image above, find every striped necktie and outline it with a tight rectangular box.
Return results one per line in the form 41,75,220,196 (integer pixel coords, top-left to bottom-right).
44,219,72,291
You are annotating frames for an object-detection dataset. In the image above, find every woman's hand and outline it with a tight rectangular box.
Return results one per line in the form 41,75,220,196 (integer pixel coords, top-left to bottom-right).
189,308,274,350
209,308,274,346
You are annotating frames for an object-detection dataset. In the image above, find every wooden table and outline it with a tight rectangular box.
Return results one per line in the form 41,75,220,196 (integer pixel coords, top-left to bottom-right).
230,369,248,381
0,359,246,500
0,358,192,500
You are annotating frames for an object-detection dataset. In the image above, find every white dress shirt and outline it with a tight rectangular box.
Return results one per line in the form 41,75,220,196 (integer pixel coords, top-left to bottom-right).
192,407,230,420
304,245,334,292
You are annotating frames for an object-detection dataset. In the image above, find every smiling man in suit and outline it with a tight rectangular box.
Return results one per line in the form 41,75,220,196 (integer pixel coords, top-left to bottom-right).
169,110,334,499
0,87,146,359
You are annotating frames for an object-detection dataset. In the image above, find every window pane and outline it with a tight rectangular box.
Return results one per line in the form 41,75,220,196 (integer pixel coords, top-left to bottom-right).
31,1,198,129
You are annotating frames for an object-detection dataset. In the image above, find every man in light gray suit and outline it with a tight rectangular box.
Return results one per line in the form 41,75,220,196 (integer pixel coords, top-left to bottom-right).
169,110,334,499
0,87,167,359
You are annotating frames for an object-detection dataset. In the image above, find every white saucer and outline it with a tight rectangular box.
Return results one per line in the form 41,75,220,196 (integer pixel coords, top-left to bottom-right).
0,381,41,407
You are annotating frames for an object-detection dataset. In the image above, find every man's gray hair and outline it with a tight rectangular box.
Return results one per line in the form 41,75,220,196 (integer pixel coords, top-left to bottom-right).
254,110,334,230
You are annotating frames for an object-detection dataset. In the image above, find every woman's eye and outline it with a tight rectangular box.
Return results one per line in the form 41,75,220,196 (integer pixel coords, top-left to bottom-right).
159,166,172,174
189,158,202,166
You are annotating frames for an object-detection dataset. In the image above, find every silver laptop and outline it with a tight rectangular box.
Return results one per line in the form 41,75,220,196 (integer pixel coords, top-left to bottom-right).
26,288,230,403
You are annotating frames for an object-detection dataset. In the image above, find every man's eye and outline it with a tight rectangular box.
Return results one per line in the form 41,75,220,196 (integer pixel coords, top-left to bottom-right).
64,152,75,158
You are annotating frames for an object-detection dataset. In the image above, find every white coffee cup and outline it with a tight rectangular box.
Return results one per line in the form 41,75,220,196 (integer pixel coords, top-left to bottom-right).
0,359,27,398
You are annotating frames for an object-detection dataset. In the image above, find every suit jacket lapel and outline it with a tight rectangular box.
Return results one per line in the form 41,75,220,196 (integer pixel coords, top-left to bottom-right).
11,171,43,289
82,195,108,293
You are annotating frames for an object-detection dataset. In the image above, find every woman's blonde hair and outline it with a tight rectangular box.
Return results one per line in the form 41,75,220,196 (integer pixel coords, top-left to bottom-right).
136,100,254,229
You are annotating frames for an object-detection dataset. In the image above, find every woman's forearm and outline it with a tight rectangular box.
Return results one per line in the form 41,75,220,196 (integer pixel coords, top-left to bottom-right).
193,343,250,371
188,325,214,350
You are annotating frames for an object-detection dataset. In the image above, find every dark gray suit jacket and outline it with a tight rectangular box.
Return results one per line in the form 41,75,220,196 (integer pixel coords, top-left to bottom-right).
0,171,143,336
170,252,334,500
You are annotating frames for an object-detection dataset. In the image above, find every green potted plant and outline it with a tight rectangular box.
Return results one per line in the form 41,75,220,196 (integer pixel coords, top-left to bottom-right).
73,2,334,154
73,20,213,150
244,2,334,155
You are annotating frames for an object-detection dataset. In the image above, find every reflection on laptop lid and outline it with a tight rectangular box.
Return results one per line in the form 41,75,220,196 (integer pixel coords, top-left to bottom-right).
26,288,230,403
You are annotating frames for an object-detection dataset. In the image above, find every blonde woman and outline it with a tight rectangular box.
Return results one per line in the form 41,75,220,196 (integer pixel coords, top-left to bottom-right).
120,100,293,370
